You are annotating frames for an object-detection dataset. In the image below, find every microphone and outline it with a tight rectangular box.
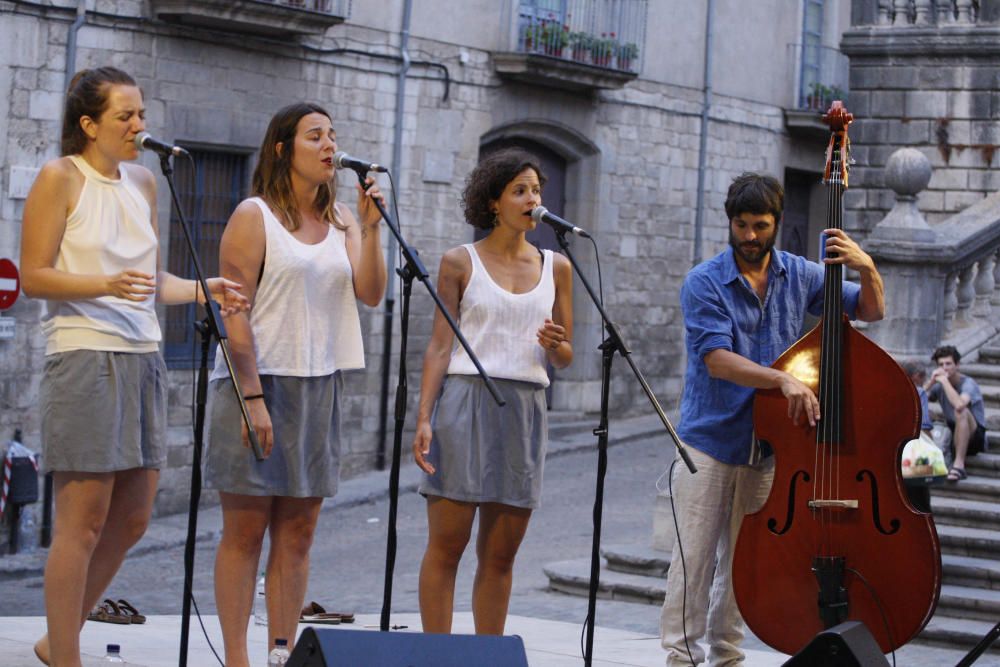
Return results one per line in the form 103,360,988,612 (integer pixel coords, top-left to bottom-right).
134,132,189,157
334,151,388,173
530,206,591,239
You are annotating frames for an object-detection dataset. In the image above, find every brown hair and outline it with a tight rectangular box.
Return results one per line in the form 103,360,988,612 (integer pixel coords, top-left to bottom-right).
724,172,784,223
61,67,138,156
251,102,343,232
462,148,547,230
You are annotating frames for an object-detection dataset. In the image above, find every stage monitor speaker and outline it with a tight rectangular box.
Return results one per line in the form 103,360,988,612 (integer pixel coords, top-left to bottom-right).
286,627,530,667
783,621,890,667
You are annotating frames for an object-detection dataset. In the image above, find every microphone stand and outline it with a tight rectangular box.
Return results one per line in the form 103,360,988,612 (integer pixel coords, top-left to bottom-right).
154,153,264,667
551,230,695,667
345,169,505,632
956,620,1000,666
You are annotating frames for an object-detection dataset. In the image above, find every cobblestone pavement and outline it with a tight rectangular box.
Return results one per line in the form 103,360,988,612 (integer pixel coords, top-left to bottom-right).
0,422,981,665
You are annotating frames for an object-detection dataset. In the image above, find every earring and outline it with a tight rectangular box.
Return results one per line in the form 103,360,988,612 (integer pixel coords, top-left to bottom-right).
492,210,499,227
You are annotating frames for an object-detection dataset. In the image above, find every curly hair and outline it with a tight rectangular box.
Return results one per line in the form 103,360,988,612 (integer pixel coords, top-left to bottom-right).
61,67,138,156
462,149,547,230
932,345,961,364
724,172,784,223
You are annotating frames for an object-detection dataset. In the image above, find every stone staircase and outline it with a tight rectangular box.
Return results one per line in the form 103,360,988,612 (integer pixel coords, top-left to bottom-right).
543,345,1000,657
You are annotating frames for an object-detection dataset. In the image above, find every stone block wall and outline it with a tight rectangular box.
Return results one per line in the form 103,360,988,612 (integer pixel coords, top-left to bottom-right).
1,2,806,517
842,18,1000,231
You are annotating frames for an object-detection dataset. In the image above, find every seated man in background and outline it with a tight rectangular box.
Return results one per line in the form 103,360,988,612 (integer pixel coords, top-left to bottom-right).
925,345,986,482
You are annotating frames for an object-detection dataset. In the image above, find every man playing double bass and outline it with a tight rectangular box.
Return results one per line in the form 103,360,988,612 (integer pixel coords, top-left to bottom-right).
660,172,885,666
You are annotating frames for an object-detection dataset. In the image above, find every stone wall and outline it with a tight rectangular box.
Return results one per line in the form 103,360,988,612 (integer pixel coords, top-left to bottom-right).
842,6,1000,233
1,1,813,518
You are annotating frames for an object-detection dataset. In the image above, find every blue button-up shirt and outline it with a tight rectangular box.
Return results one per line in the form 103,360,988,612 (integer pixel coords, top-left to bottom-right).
678,247,861,464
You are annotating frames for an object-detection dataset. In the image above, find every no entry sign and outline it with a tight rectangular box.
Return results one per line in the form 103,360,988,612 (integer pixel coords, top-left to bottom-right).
0,259,20,310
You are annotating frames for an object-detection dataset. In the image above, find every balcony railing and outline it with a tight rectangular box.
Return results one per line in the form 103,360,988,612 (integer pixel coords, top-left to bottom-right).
511,0,647,74
794,43,850,111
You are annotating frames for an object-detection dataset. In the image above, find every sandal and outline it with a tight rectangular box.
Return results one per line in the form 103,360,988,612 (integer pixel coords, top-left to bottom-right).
300,601,354,624
947,467,968,482
116,598,146,624
86,600,130,625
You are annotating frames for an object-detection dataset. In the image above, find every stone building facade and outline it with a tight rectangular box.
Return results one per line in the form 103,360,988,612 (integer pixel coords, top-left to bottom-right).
1,0,853,517
844,0,1000,232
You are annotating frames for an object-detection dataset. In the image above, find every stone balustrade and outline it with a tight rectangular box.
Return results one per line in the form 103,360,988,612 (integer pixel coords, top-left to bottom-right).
877,0,982,25
863,147,1000,359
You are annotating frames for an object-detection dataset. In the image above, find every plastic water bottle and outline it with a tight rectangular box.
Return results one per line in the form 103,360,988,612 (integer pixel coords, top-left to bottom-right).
103,643,125,663
253,572,267,626
267,638,290,666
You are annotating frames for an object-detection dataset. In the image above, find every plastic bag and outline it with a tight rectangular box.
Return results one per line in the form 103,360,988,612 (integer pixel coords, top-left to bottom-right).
901,432,948,478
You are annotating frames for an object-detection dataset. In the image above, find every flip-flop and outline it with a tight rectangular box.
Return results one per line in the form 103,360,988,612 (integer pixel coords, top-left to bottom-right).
947,467,968,482
300,601,354,624
116,598,146,624
86,601,130,625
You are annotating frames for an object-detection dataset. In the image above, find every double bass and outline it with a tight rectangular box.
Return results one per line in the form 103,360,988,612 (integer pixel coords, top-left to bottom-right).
731,102,941,655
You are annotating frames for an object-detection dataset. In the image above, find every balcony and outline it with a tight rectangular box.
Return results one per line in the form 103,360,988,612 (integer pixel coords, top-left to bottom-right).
785,43,850,139
494,0,646,93
150,0,349,38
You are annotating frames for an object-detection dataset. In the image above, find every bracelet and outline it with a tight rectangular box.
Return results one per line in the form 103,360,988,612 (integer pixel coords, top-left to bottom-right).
244,393,265,401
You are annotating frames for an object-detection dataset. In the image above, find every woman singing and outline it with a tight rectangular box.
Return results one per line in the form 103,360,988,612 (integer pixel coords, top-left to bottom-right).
20,66,247,667
204,102,386,666
413,148,573,634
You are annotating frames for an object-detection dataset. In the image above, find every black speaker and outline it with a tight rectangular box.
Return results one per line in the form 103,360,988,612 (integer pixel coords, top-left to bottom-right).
783,621,890,667
287,627,530,667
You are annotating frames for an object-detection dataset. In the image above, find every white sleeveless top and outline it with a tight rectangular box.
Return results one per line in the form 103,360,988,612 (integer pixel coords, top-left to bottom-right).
447,243,555,387
211,197,364,379
42,155,161,355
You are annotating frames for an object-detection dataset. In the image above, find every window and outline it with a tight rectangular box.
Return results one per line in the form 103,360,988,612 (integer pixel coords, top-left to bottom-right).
799,0,824,108
164,147,251,367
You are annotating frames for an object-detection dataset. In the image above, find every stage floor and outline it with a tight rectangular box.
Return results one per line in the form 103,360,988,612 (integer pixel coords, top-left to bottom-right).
0,612,788,666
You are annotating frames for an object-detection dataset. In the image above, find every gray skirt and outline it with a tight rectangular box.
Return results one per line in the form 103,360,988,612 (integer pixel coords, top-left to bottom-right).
418,375,548,509
40,349,167,474
205,372,343,497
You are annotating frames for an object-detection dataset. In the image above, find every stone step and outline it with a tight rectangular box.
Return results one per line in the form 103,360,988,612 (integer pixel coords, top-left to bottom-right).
601,543,669,577
932,473,1000,503
937,523,1000,560
601,543,1000,589
981,384,1000,408
942,553,1000,591
916,614,1000,654
967,452,1000,477
937,583,1000,623
930,495,1000,530
543,558,664,605
547,556,1000,630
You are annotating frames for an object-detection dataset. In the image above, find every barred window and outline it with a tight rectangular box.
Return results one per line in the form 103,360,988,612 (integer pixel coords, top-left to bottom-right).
164,147,252,367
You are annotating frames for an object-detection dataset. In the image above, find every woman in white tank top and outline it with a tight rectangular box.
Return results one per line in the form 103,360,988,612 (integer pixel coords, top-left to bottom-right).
413,149,574,634
205,103,387,666
19,67,248,666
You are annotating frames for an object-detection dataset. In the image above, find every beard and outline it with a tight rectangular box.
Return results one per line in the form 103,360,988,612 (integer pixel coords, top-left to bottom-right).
729,229,776,265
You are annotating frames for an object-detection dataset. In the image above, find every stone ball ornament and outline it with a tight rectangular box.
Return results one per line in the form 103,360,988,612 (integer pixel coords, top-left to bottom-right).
884,147,932,197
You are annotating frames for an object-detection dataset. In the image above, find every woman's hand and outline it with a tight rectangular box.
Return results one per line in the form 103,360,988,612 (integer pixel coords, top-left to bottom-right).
106,269,156,301
356,176,386,231
536,318,567,351
202,277,251,316
412,421,436,474
242,398,273,458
